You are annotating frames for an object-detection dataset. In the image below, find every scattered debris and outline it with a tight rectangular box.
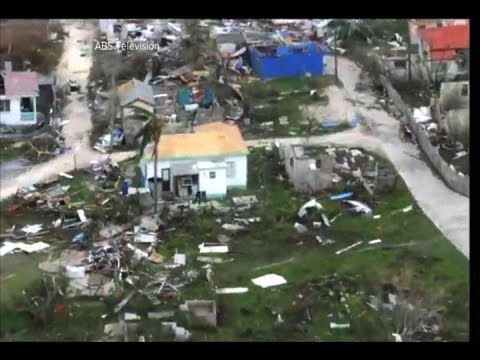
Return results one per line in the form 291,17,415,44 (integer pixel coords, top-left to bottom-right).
330,192,353,201
392,333,402,342
21,224,43,234
232,195,258,207
124,313,141,321
196,256,233,264
77,209,88,223
251,273,287,288
321,213,331,228
173,253,186,266
148,311,175,320
180,300,217,328
59,172,74,179
368,239,382,245
335,241,363,255
198,243,229,254
298,199,323,217
294,222,308,234
0,241,50,256
148,251,165,264
66,266,85,279
330,322,350,329
222,223,245,231
343,200,372,216
373,215,381,219
216,287,249,294
114,291,136,313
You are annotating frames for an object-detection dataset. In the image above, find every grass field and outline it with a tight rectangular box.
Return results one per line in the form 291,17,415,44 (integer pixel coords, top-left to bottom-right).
0,147,469,341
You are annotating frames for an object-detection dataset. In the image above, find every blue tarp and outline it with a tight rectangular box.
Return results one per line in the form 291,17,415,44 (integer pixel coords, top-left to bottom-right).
330,192,354,201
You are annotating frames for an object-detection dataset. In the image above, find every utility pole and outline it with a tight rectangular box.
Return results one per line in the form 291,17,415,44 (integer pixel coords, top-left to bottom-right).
109,72,117,159
334,26,338,83
407,34,412,81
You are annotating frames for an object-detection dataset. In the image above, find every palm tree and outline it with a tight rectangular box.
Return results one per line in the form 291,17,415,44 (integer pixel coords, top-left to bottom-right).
137,111,165,215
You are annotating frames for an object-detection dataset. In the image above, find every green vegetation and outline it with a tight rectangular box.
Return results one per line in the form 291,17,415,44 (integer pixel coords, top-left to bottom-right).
240,75,352,139
0,148,468,341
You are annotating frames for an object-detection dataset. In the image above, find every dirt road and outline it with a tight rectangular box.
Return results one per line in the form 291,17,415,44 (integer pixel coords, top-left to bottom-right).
248,56,469,259
0,21,135,201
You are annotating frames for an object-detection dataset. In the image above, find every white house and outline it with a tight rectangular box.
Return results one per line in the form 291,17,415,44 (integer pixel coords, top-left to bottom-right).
0,70,39,126
139,121,249,199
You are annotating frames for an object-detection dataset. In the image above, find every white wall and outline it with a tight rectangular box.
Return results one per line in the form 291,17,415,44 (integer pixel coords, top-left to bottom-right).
0,97,21,126
224,155,247,188
199,167,227,197
142,154,248,190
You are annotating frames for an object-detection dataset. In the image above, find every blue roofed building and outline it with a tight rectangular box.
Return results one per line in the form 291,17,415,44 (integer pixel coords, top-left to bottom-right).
244,32,325,80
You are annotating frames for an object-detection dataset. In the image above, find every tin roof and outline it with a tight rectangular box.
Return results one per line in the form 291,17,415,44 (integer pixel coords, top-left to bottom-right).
0,71,39,97
146,121,248,160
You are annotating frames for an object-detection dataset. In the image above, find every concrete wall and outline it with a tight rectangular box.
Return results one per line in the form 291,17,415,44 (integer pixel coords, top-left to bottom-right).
280,145,333,193
0,96,37,126
379,72,469,197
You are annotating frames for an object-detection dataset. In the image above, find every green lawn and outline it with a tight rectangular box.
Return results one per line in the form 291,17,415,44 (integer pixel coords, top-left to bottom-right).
0,147,469,341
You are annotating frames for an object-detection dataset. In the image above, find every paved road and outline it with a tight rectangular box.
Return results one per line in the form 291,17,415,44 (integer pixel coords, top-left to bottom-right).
0,21,135,201
248,56,469,259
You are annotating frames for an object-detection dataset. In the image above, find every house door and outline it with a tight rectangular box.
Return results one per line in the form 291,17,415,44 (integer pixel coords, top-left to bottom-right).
161,168,171,191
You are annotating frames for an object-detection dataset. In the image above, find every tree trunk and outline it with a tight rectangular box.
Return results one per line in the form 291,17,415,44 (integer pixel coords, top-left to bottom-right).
153,148,159,215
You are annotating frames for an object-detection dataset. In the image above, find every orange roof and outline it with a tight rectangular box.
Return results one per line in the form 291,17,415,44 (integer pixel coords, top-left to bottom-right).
147,121,248,159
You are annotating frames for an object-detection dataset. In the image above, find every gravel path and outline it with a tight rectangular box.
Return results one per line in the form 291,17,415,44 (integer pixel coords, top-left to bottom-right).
0,21,135,201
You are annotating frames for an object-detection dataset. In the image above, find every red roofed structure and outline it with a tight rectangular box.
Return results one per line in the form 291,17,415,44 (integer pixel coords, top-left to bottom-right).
419,25,469,61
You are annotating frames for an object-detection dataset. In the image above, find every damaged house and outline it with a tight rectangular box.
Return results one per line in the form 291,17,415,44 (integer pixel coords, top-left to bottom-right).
0,68,40,126
139,121,248,199
245,32,325,80
280,144,335,193
117,79,155,117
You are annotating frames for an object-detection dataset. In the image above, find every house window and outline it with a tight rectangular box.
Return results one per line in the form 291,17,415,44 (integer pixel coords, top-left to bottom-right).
226,161,236,178
461,84,468,97
209,171,216,179
436,21,443,28
289,157,294,168
418,24,426,30
0,99,10,112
